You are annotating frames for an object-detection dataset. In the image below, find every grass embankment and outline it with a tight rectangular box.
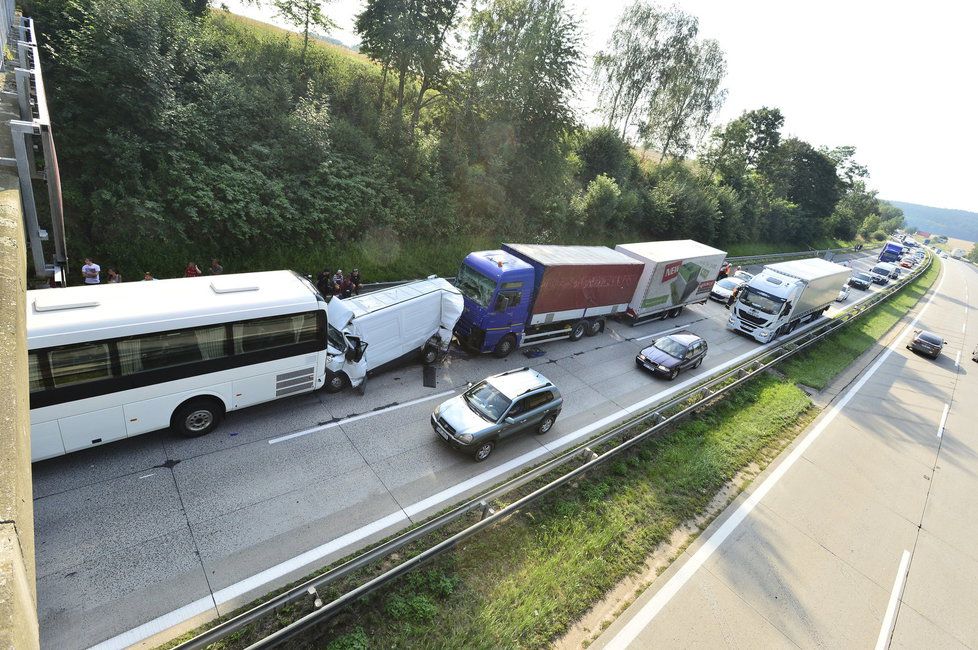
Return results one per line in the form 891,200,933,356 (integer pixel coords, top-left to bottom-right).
186,255,938,650
781,257,940,389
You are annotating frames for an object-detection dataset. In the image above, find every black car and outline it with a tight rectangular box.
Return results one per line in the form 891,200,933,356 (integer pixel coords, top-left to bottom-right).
906,330,947,359
848,272,873,290
636,332,707,380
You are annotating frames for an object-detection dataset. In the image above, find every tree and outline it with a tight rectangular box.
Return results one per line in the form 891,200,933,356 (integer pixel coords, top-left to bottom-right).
575,126,635,185
640,37,727,159
356,0,464,133
593,2,698,140
822,145,869,188
260,0,336,65
704,107,783,185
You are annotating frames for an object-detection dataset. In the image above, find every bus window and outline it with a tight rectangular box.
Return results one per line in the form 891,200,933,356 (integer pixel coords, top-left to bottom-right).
28,352,45,392
233,312,317,354
48,342,112,388
117,325,227,375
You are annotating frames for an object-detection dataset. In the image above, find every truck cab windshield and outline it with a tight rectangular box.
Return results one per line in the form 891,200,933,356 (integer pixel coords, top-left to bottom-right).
739,287,785,315
457,264,496,308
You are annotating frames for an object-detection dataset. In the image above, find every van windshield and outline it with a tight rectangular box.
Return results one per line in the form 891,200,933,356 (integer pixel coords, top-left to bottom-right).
327,323,346,351
457,264,496,308
739,287,785,315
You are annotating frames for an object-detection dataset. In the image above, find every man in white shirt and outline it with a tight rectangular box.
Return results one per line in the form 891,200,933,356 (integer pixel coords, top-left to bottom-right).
81,258,101,284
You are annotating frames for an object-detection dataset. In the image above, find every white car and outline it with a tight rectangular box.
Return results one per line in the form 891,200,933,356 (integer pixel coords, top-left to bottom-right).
837,285,850,302
710,277,745,302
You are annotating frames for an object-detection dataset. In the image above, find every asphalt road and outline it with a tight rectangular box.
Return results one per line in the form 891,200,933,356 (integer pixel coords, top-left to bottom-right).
593,256,976,649
32,250,885,649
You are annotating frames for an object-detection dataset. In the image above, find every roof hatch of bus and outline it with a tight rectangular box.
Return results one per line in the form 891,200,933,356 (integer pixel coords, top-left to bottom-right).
32,294,99,312
210,278,260,294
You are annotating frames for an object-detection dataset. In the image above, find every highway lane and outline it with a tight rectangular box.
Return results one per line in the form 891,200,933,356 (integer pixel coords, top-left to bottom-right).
593,256,976,649
32,250,883,649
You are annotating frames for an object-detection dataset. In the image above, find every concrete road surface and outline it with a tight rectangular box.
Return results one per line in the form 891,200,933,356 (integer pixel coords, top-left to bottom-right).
32,251,881,649
594,256,977,649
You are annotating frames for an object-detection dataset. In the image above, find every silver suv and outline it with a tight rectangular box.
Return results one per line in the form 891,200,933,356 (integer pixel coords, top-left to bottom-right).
432,367,562,461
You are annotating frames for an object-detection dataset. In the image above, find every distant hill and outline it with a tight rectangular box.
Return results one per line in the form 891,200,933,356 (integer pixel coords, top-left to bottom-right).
884,200,978,242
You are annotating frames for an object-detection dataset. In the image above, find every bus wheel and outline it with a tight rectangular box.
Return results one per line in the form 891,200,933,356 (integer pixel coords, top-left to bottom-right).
492,335,516,358
325,372,349,393
569,320,587,341
172,398,224,438
585,318,604,337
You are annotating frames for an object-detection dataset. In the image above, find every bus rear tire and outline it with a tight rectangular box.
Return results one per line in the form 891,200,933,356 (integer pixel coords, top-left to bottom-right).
172,398,224,438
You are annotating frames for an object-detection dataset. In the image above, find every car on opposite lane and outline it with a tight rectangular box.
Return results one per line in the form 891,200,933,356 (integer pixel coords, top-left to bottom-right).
636,332,708,380
906,330,947,360
432,367,562,461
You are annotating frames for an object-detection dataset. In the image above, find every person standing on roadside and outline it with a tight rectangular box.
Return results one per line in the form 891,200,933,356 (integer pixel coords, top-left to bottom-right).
81,257,101,284
143,271,157,281
209,258,223,275
184,262,202,277
726,284,741,309
316,267,332,297
106,268,122,283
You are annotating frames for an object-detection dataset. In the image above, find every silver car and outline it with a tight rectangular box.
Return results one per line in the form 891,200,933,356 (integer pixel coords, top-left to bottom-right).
432,367,562,461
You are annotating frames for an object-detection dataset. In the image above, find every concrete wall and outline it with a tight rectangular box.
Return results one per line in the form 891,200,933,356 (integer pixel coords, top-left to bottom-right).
0,69,39,649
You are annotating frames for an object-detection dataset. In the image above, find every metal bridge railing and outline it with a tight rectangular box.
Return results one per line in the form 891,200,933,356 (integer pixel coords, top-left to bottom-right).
175,252,932,650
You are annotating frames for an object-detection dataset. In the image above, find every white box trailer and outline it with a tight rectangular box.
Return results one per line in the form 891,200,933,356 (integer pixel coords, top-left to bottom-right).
727,258,851,343
614,240,728,322
325,277,463,391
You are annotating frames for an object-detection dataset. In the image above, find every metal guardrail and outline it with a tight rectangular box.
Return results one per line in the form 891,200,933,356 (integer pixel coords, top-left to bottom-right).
175,250,930,650
0,13,68,283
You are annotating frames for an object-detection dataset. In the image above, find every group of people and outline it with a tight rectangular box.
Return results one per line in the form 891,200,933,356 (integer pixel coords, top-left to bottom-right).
79,258,223,284
316,267,363,299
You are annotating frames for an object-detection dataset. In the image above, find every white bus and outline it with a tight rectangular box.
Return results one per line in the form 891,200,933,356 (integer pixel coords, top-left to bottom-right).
26,271,340,462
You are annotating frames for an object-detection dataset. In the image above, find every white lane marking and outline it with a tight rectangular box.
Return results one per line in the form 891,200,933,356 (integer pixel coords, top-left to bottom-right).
89,596,216,650
604,268,946,650
138,474,155,479
268,390,456,444
955,351,961,370
938,403,950,438
875,550,912,650
963,322,967,334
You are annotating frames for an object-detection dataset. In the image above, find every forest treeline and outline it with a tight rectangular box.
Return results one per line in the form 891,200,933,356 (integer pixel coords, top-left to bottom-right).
27,0,905,280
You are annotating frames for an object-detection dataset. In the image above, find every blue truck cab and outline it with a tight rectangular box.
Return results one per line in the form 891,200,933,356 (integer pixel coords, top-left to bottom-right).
454,250,535,357
878,241,905,263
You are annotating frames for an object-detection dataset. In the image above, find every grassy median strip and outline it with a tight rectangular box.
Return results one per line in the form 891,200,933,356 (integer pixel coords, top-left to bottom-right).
780,258,940,389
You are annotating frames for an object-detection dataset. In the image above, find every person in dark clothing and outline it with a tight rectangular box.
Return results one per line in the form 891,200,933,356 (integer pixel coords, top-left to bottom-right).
349,269,362,295
316,268,332,297
726,285,741,309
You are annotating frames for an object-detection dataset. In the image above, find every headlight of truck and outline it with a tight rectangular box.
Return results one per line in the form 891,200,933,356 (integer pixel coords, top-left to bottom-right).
456,433,474,444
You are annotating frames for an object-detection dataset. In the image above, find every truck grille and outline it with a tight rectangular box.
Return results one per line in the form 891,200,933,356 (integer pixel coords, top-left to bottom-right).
738,310,767,326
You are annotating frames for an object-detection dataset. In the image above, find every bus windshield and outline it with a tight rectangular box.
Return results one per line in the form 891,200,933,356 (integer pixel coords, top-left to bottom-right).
739,287,785,315
456,264,496,308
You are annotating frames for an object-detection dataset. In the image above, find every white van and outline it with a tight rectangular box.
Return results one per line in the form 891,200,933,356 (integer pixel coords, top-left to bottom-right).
325,277,463,391
872,261,900,280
